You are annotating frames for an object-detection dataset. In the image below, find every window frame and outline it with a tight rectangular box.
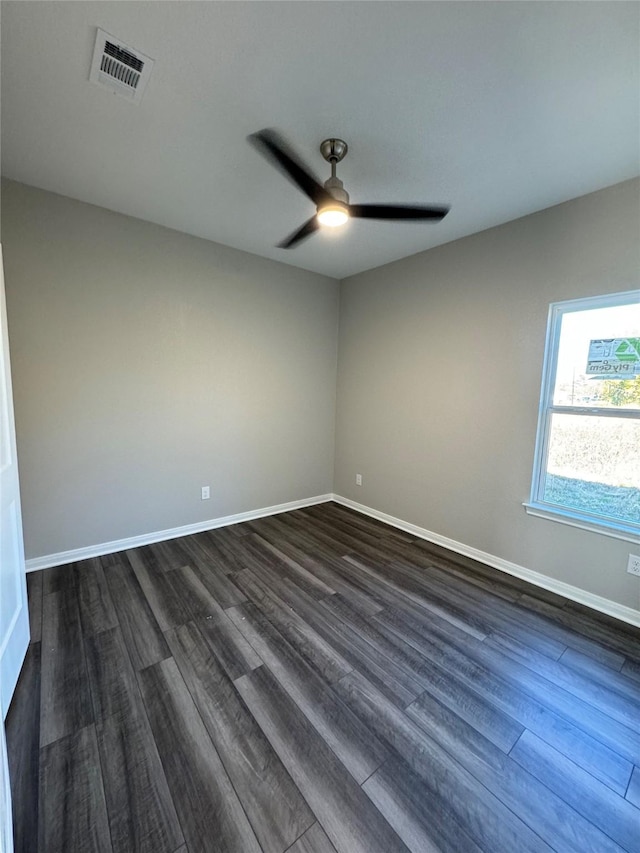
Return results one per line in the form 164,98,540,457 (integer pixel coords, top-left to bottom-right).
526,289,640,543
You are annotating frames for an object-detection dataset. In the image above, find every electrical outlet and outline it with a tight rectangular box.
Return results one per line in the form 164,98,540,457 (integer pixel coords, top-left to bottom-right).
627,554,640,577
201,486,210,500
356,473,363,486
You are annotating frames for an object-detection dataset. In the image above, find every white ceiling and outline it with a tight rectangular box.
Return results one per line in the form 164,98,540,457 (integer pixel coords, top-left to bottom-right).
2,1,638,280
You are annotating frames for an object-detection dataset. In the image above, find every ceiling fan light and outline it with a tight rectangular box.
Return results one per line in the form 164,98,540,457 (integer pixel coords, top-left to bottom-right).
317,203,349,228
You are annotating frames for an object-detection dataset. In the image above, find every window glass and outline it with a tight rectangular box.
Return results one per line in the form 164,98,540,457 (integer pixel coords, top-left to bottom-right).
542,413,640,525
553,304,640,409
530,290,640,538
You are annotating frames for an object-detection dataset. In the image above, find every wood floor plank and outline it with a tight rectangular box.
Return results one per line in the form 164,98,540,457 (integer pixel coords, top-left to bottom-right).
487,632,640,731
232,568,352,683
285,823,338,853
166,620,315,853
236,532,336,602
76,558,119,637
363,755,485,853
407,690,627,853
251,534,336,597
241,562,423,707
400,652,526,755
126,549,192,632
40,589,94,747
197,611,263,680
228,601,387,783
177,533,248,608
518,594,628,670
235,664,410,853
6,643,41,853
470,640,640,766
98,550,127,569
138,657,262,853
622,659,640,684
186,558,247,610
381,556,568,660
406,533,568,606
383,556,568,664
103,561,170,670
85,628,184,853
300,504,410,550
310,502,416,545
320,592,446,692
254,516,389,605
26,571,43,643
321,551,419,613
371,528,526,604
560,646,640,703
41,559,118,640
561,601,640,663
321,593,516,736
510,729,640,853
42,563,77,595
39,725,112,853
97,708,183,853
120,545,165,575
294,508,396,554
375,604,636,793
276,511,377,564
85,627,141,721
321,511,562,632
293,510,434,577
627,767,640,809
301,513,483,622
151,564,262,679
374,595,474,649
146,539,191,572
194,529,252,577
334,669,553,853
162,564,225,620
249,522,382,615
344,555,489,641
224,521,253,537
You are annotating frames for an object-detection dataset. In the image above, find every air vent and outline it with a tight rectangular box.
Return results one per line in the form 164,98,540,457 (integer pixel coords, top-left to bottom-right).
89,28,154,104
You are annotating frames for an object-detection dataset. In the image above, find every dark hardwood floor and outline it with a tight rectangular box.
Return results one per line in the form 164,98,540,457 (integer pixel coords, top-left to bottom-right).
6,501,640,852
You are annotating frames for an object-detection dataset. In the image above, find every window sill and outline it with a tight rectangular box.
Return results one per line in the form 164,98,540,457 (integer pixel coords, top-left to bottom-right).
523,502,640,545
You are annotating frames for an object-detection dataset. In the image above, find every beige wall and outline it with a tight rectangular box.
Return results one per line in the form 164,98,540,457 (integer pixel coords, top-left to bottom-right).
334,179,640,611
2,180,339,558
3,177,639,613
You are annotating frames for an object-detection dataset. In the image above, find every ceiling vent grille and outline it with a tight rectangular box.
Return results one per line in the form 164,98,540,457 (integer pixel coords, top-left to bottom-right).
89,28,154,104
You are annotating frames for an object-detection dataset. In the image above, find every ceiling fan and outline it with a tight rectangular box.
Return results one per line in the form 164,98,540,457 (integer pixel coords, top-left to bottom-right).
249,129,450,249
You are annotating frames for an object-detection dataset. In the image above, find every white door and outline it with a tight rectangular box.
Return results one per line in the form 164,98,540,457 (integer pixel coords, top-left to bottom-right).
0,243,29,711
0,242,28,851
0,693,12,853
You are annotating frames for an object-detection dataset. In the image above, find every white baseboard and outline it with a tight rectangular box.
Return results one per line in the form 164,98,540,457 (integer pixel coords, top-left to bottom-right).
25,494,333,572
332,495,640,629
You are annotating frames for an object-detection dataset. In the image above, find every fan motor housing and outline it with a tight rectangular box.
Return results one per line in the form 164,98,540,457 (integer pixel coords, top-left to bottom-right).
323,175,349,205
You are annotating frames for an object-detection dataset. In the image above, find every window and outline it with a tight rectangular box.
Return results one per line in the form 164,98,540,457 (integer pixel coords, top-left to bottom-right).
527,290,640,541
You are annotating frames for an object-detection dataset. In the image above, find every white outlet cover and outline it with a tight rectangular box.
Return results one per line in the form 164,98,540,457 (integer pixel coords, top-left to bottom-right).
627,554,640,576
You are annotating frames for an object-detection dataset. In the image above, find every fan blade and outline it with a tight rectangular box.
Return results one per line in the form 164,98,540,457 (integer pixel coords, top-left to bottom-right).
249,129,332,206
277,216,319,249
350,203,449,221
